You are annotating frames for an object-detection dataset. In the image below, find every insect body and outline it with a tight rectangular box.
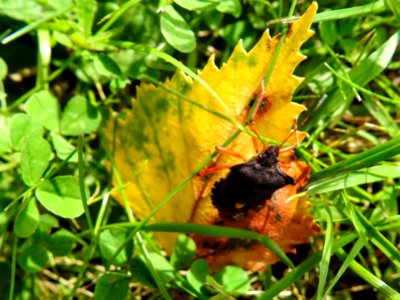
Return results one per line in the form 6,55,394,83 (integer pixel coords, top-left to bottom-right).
211,145,294,216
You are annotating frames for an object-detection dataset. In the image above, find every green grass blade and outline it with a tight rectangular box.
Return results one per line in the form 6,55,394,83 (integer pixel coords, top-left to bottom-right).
109,221,294,268
323,62,399,105
8,236,17,300
36,29,51,90
69,137,98,298
304,30,399,132
325,237,365,296
310,135,400,182
376,76,400,104
335,248,400,300
259,233,358,300
135,234,173,300
341,191,368,243
385,0,400,22
78,136,94,234
2,6,72,44
307,163,400,195
93,194,110,236
313,1,385,22
316,205,334,300
281,1,385,23
363,96,399,137
97,0,141,34
355,209,400,269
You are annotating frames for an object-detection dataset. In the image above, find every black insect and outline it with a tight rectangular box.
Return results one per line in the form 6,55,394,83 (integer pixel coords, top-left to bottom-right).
211,145,294,216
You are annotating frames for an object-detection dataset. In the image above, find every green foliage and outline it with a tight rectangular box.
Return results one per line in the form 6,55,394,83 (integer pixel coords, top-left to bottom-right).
160,5,196,53
14,196,39,238
20,136,52,186
50,132,78,162
25,91,60,132
170,234,196,270
174,0,218,11
47,229,75,256
99,227,133,266
0,0,399,299
129,255,158,287
94,273,130,300
214,265,251,295
145,253,175,283
18,244,49,273
187,259,211,295
36,176,86,218
60,95,102,136
10,114,43,151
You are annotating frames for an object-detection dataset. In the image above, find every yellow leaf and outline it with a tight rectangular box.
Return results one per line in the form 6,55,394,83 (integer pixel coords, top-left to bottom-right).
105,2,318,260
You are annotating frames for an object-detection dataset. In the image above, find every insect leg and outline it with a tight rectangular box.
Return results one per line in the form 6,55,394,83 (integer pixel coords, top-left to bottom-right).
198,164,233,176
248,78,268,152
198,146,246,176
279,118,299,154
248,78,266,123
215,146,247,161
248,122,263,153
